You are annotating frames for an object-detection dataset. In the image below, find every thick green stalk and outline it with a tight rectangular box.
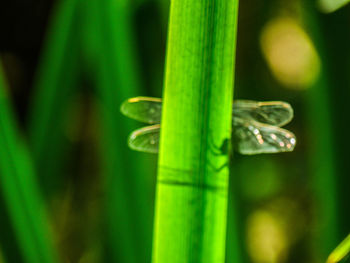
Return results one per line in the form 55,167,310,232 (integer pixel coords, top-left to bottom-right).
152,0,239,262
0,65,59,263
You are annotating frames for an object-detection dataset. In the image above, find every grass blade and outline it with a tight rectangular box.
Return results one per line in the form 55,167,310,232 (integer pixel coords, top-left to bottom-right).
327,234,350,263
0,65,59,263
80,0,154,261
152,0,239,262
301,2,340,260
28,0,80,194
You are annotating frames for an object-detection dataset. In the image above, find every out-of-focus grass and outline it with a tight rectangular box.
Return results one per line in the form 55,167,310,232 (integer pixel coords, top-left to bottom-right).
81,0,154,262
318,0,350,13
259,5,340,258
301,2,340,260
327,233,350,263
0,64,59,263
28,0,80,196
317,4,350,243
229,1,348,262
27,0,155,261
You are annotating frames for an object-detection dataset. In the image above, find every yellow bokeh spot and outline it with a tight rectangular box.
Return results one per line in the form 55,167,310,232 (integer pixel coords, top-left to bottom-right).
246,210,288,263
260,17,321,89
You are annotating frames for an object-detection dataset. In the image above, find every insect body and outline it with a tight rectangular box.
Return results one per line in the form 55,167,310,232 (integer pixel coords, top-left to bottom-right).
121,97,296,155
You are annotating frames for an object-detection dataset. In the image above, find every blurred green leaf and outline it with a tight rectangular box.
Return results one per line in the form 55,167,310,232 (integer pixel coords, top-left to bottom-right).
318,0,350,13
327,234,350,263
301,2,340,260
28,0,81,195
81,0,154,262
0,64,59,263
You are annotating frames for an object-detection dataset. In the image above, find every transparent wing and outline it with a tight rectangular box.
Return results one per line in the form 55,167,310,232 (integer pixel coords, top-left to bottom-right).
233,100,293,127
233,117,296,155
128,124,160,153
121,97,294,127
122,97,296,155
121,97,162,124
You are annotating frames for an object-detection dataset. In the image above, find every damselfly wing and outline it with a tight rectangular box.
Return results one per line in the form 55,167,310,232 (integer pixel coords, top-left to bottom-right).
232,100,293,127
233,117,296,155
128,124,160,154
121,97,296,155
120,97,162,124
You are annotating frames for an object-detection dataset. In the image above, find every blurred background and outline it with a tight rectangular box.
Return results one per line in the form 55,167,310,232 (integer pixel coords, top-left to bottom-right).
0,0,349,262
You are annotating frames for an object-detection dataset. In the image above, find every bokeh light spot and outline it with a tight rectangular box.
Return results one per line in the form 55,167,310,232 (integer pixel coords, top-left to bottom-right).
260,17,321,89
246,210,288,263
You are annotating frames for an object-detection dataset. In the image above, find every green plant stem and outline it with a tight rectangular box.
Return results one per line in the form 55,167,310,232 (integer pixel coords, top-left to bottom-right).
0,65,59,263
152,0,239,262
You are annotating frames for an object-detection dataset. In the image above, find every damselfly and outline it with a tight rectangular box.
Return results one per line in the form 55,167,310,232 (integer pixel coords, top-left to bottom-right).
120,97,296,155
